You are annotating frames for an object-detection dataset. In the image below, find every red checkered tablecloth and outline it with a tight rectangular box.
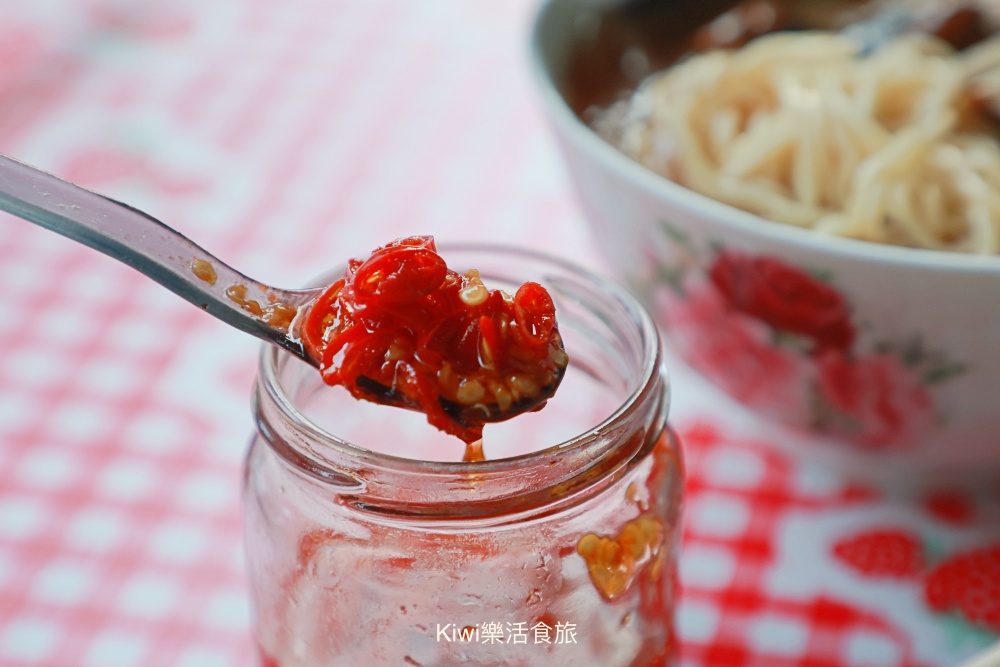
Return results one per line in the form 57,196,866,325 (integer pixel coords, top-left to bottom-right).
1,2,998,666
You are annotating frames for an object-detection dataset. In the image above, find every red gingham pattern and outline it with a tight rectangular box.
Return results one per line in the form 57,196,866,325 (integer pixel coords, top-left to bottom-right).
0,2,998,666
678,422,922,667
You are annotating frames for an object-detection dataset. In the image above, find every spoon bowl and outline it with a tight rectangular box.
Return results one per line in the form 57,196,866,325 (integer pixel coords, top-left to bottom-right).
0,153,566,427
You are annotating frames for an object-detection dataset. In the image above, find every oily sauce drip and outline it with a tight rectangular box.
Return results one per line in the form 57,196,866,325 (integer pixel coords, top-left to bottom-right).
462,439,485,463
261,302,298,332
225,284,298,331
191,258,218,285
226,284,264,317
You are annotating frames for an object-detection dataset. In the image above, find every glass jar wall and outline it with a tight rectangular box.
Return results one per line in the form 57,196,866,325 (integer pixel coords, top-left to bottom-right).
243,246,683,667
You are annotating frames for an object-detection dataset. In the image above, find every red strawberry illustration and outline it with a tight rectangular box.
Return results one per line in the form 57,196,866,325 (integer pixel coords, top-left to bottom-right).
833,529,925,578
924,546,1000,633
924,491,974,525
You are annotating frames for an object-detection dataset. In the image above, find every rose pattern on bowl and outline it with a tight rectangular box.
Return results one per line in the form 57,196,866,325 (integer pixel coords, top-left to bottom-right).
649,221,967,449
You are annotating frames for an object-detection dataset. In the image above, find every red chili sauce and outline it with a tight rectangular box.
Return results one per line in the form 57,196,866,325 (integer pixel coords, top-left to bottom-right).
300,236,568,453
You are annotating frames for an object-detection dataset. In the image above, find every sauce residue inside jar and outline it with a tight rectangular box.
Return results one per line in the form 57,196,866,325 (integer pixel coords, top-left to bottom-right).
576,514,665,601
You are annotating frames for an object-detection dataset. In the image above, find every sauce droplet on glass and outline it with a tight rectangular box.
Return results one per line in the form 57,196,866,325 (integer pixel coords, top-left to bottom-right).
262,303,298,331
191,258,217,285
226,284,264,317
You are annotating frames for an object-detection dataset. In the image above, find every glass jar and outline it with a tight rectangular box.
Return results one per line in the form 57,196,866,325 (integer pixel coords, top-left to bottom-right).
243,246,683,667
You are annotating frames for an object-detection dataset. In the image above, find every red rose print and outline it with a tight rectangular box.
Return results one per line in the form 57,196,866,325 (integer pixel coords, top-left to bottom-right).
833,529,925,578
652,243,957,449
709,251,854,351
816,352,933,449
657,282,814,423
924,546,1000,633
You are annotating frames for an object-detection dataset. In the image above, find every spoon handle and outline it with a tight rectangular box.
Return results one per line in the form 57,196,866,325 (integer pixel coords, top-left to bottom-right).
0,153,314,359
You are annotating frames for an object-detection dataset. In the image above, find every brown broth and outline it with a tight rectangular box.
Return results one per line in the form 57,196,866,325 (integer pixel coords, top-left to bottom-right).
561,0,971,117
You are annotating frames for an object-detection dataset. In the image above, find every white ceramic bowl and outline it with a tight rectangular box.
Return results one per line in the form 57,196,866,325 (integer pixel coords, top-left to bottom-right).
531,0,1000,481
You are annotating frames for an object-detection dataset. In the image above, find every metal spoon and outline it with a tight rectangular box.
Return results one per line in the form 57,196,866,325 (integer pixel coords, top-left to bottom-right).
0,153,565,425
0,152,321,363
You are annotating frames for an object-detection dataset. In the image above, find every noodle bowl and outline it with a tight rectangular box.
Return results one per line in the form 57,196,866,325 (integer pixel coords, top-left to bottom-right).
594,32,1000,254
533,0,1000,480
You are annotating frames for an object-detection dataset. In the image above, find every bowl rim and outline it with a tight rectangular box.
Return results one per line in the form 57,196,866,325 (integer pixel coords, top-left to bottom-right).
528,0,1000,274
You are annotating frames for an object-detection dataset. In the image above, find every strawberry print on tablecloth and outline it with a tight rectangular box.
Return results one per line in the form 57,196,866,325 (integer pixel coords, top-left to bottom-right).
678,421,1000,666
926,546,1000,634
833,529,925,579
834,529,1000,636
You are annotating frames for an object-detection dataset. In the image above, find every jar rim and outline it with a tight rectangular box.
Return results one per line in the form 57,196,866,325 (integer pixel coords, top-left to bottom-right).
255,243,667,497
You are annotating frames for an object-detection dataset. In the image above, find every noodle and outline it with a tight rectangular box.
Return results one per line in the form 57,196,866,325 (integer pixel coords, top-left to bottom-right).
593,31,1000,254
